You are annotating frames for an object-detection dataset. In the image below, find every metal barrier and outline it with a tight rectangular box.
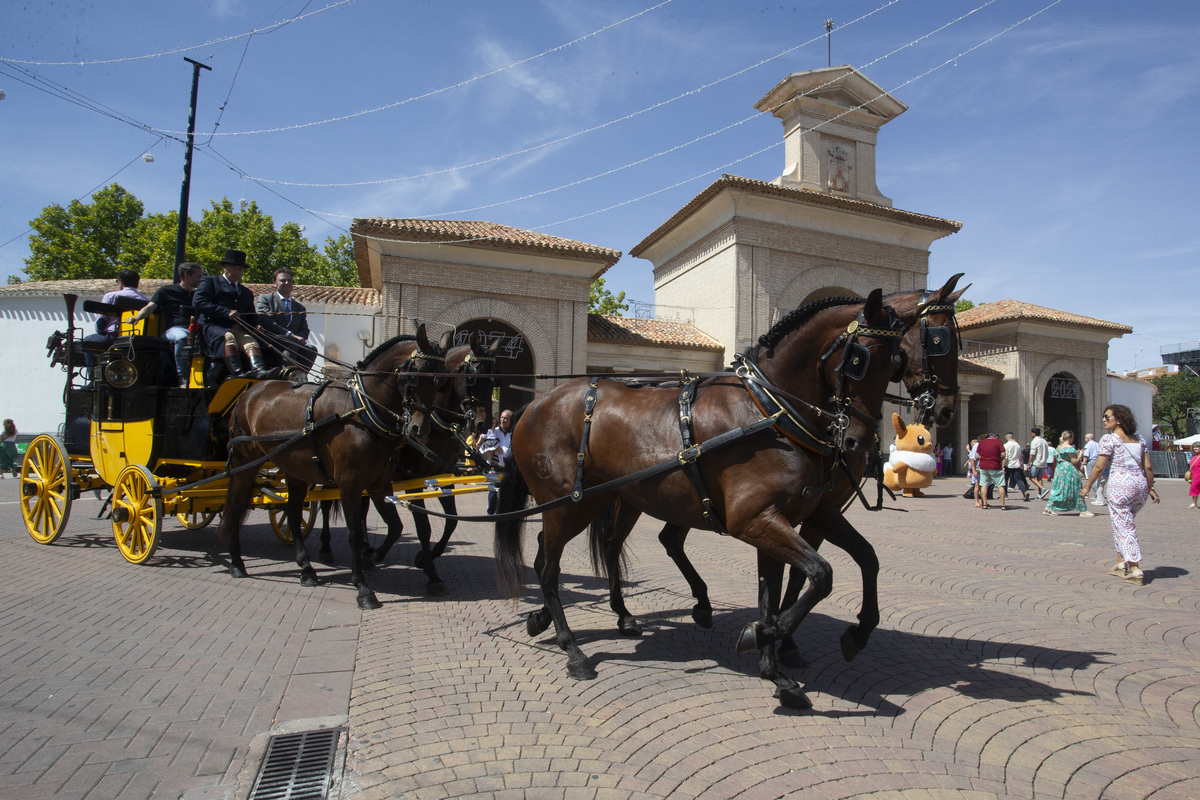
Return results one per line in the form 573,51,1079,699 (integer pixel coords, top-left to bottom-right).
1149,450,1189,478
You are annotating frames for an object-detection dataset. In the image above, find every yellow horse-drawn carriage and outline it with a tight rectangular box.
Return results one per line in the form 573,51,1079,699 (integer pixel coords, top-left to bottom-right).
19,293,491,564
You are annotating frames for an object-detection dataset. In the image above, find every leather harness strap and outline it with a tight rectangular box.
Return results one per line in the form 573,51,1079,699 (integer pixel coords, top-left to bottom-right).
572,378,599,502
677,377,728,534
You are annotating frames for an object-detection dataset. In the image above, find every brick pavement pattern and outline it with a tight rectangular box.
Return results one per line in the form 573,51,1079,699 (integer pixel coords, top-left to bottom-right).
2,475,1199,799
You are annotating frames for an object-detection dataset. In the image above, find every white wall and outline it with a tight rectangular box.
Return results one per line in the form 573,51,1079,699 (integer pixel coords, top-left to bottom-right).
0,296,79,435
1107,374,1157,440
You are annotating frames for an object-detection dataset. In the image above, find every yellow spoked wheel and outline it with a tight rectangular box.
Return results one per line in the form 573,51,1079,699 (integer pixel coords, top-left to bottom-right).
111,465,163,564
176,510,218,530
269,501,318,544
20,434,73,545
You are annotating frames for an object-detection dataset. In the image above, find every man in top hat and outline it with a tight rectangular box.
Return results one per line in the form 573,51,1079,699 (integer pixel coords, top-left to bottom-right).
256,267,317,375
193,249,274,381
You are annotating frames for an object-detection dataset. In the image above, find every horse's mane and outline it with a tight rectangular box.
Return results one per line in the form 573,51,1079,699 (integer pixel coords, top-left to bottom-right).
748,295,862,357
357,333,417,370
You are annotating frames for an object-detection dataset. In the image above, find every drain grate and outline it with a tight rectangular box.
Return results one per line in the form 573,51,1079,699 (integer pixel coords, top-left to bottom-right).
249,727,343,800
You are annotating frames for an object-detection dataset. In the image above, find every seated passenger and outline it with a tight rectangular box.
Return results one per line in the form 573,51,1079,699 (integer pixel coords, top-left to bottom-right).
83,269,148,378
256,268,318,377
130,262,202,387
193,249,274,382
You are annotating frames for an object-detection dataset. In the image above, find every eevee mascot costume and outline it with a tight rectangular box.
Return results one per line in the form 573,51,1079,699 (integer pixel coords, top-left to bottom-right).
883,412,937,498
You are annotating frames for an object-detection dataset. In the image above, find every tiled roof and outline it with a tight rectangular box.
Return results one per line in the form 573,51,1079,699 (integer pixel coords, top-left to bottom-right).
957,299,1131,333
958,357,1005,377
587,314,725,351
631,174,962,257
351,218,622,265
0,278,380,306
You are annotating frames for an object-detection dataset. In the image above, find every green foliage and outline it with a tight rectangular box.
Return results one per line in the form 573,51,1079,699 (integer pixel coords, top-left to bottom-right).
21,185,359,287
955,299,975,313
589,277,627,316
1151,372,1200,437
24,184,145,281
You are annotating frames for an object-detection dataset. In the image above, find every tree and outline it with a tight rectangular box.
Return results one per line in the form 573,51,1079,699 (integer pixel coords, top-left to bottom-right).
955,299,975,313
24,184,145,281
1151,372,1200,437
589,277,628,316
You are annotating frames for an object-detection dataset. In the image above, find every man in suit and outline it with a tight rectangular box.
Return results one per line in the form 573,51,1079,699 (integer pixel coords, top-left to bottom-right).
193,249,273,381
256,268,318,374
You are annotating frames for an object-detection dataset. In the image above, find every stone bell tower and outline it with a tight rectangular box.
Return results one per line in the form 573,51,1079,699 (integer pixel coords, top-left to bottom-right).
754,65,906,207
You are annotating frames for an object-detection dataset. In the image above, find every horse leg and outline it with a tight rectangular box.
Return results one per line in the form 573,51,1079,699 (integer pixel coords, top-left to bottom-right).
657,524,713,629
287,480,318,587
367,495,402,565
753,552,809,710
342,485,382,610
407,499,437,572
775,563,809,669
525,530,553,636
358,495,375,560
428,496,458,560
533,508,597,680
813,511,879,662
594,502,642,637
318,499,334,558
217,467,256,579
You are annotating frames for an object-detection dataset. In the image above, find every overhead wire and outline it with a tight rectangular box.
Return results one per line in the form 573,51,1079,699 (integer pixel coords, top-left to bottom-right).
0,0,357,66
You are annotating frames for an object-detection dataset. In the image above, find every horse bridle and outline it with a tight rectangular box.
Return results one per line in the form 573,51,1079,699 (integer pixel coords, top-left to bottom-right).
819,305,910,448
905,292,961,413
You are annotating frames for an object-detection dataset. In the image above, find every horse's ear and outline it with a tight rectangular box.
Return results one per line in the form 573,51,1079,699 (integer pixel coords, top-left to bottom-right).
416,324,431,352
486,336,501,356
892,412,906,439
438,329,454,352
864,287,885,320
947,283,972,306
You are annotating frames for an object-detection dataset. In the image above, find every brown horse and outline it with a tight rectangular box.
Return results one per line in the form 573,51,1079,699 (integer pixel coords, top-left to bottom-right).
493,289,908,708
216,325,454,609
313,335,501,590
590,276,968,702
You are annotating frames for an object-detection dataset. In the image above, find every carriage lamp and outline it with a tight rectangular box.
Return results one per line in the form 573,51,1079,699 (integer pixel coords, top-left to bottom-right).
104,360,139,389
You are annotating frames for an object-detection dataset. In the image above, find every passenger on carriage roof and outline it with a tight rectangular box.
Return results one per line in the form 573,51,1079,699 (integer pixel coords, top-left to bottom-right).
131,262,202,387
256,268,317,375
193,249,275,382
82,269,148,377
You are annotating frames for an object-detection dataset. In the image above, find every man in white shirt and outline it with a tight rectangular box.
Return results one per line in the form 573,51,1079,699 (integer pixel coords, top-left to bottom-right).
1081,432,1106,505
480,409,513,514
1003,432,1029,501
1028,428,1049,499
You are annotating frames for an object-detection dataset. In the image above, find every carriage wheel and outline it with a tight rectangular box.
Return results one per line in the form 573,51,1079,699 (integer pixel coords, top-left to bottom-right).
176,510,218,530
111,465,163,564
270,501,317,544
20,434,73,545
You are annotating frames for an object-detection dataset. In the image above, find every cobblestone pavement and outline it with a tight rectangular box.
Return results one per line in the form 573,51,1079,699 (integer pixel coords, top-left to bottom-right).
2,474,1198,799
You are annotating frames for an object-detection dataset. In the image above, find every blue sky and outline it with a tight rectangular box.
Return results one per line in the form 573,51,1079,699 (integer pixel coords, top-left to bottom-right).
2,0,1195,373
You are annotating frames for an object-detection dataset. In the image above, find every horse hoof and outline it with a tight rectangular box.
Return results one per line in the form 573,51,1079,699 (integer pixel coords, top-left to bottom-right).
779,647,809,670
230,566,248,579
427,581,447,597
567,658,597,681
736,621,769,654
526,610,551,637
777,687,812,711
413,551,427,568
692,606,713,629
840,626,863,662
300,568,319,588
618,618,642,637
358,593,383,610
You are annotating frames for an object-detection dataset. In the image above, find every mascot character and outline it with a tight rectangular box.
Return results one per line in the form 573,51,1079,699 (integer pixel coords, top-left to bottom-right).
883,412,937,498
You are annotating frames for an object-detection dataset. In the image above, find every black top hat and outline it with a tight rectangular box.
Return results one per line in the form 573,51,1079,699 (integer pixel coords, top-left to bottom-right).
220,249,248,268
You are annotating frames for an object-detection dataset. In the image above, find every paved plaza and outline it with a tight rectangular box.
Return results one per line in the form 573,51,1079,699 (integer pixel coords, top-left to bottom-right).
1,473,1198,799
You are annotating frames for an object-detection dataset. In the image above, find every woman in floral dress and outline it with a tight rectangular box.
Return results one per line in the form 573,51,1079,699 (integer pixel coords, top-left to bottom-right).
1081,404,1159,585
1043,431,1092,516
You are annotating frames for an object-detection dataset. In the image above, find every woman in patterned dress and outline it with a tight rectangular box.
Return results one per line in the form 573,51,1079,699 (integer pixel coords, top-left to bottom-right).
1080,404,1159,585
1043,431,1094,516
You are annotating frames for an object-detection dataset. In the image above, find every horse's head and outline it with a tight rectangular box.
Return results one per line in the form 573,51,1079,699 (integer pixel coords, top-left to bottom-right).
887,273,969,429
761,289,908,457
462,333,500,435
400,325,454,441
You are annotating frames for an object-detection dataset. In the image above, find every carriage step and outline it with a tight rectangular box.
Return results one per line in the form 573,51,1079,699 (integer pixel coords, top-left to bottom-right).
249,727,343,800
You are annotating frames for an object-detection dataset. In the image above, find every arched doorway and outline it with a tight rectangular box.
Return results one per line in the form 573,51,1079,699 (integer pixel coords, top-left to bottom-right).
453,319,535,416
1043,372,1083,444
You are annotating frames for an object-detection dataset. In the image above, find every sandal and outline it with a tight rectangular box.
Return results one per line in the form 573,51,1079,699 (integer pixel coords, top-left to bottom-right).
1122,567,1144,586
1080,511,1095,517
1042,509,1057,516
1109,562,1125,577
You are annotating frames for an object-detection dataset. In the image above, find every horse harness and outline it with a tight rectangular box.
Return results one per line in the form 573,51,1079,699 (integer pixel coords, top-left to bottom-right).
905,292,961,413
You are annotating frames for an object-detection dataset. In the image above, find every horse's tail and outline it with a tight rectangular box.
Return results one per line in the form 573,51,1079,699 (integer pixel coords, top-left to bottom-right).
588,499,621,580
494,456,530,597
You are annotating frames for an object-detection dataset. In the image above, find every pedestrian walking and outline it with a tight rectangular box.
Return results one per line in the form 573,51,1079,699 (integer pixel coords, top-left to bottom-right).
1186,443,1200,508
1080,404,1158,585
1043,431,1093,516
